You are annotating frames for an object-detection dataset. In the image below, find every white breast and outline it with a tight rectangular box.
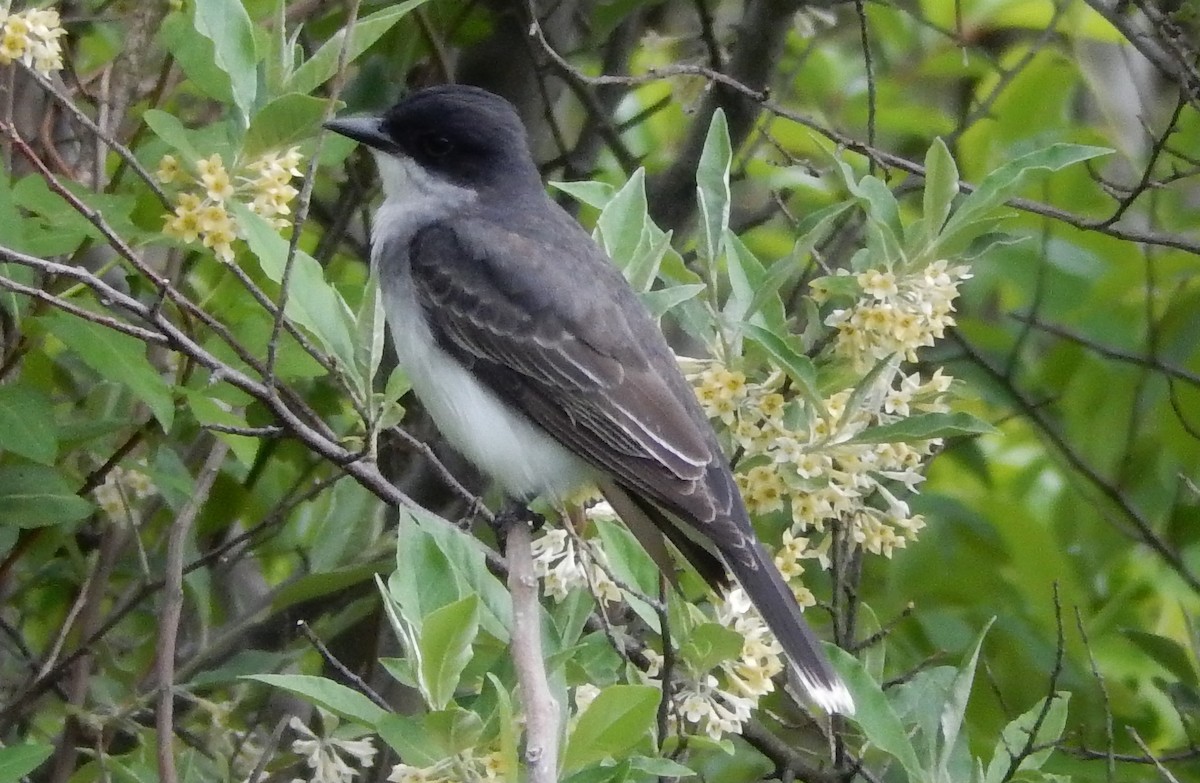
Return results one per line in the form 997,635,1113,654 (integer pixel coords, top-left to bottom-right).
370,154,594,502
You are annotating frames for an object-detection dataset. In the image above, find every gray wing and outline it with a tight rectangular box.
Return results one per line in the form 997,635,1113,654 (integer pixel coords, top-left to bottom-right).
405,214,745,543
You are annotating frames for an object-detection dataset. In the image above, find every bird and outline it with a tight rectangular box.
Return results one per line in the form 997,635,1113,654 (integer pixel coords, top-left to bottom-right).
324,84,854,715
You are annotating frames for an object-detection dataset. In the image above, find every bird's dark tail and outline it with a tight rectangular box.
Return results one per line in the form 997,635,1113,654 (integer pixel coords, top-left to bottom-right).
723,541,855,715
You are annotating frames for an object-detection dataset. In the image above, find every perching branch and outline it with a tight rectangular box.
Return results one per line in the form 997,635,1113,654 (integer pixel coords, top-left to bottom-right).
505,516,560,783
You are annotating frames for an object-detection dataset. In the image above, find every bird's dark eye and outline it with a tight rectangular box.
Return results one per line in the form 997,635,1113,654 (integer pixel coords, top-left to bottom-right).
419,133,454,158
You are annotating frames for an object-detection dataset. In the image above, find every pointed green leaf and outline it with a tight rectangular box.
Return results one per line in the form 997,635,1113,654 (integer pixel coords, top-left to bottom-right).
244,93,329,157
938,618,995,779
43,311,174,431
564,684,660,771
695,109,731,265
156,12,233,109
0,465,92,528
741,323,822,408
922,138,959,242
551,180,616,209
983,692,1070,783
597,169,649,273
419,595,480,710
640,283,706,319
288,0,431,95
192,0,258,125
826,645,925,782
0,384,57,464
942,144,1111,245
142,109,203,164
353,275,386,405
1123,629,1199,688
847,412,996,444
0,743,54,780
242,674,387,726
232,202,357,371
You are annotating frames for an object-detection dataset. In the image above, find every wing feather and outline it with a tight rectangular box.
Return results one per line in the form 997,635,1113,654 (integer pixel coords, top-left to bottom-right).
408,217,717,498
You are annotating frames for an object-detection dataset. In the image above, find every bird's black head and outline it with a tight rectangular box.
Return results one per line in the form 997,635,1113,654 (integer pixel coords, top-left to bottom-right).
324,85,541,194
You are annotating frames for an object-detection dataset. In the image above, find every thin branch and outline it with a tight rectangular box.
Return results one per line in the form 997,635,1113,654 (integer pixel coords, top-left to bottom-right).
267,0,362,381
156,441,229,783
951,330,1200,592
297,620,389,710
506,516,559,783
1128,728,1184,783
19,63,171,208
1008,312,1200,391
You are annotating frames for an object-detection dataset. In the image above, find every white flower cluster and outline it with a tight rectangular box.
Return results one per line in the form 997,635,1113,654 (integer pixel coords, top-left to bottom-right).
529,505,622,604
640,588,785,741
93,465,156,520
816,261,972,370
158,147,303,263
0,6,66,74
288,716,376,783
689,359,949,564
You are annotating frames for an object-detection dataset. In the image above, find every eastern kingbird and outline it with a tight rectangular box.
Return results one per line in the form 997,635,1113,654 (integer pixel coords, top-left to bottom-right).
325,85,854,715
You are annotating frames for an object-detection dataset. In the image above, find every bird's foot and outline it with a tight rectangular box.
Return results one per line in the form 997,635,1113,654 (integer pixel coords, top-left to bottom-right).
491,501,545,553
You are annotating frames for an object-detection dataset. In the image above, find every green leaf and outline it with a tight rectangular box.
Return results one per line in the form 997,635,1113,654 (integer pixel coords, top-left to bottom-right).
741,323,822,408
419,595,480,710
594,517,661,631
192,0,258,125
680,622,744,673
0,743,53,781
242,674,387,726
0,465,92,528
231,203,358,372
846,412,996,444
269,562,387,613
142,109,203,165
389,505,512,641
489,674,520,782
1123,629,1199,688
983,692,1070,783
43,311,175,431
287,0,431,95
563,684,660,771
941,144,1111,246
156,12,232,109
695,109,731,265
827,645,925,782
723,230,784,334
0,384,57,464
181,390,259,466
628,756,696,777
378,708,484,762
597,169,649,275
352,274,386,407
938,618,995,780
244,93,328,157
376,714,442,766
922,137,959,242
641,284,706,319
551,179,616,209
856,175,905,263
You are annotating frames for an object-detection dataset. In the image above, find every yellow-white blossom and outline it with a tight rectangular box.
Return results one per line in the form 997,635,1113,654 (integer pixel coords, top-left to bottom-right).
0,7,67,74
288,715,376,783
159,146,305,263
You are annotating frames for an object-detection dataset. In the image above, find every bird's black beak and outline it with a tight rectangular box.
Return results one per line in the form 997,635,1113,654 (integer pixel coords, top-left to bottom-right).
323,115,394,153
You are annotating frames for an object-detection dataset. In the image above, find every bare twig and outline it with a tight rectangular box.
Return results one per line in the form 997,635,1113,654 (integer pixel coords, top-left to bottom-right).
297,620,389,710
156,441,230,783
267,0,362,381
